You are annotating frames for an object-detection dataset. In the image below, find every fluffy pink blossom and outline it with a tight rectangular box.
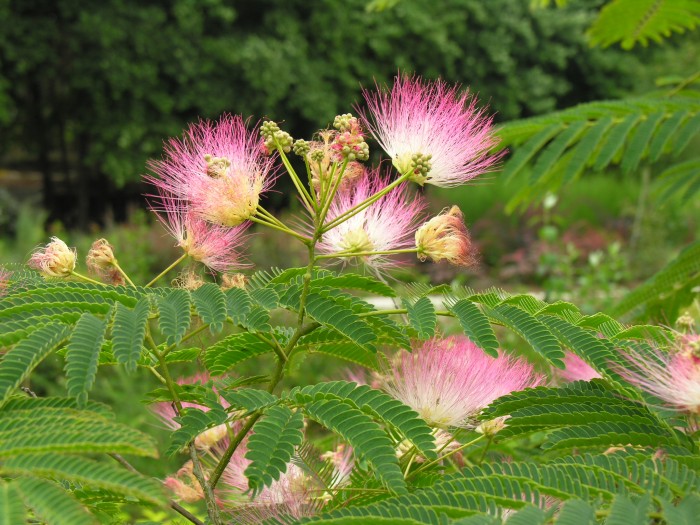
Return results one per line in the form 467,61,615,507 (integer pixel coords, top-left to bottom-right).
616,339,700,413
150,191,249,273
384,336,544,428
147,115,276,227
360,75,503,187
557,352,602,383
318,170,426,268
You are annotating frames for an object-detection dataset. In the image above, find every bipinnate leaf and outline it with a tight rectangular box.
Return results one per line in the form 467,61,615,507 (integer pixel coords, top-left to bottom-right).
157,289,191,344
302,397,407,494
289,381,436,460
191,283,227,333
112,298,150,372
65,313,108,406
245,405,304,495
304,292,376,351
17,477,96,525
403,297,436,340
1,454,163,505
447,299,499,357
0,322,70,408
204,333,273,375
167,406,228,455
0,481,25,525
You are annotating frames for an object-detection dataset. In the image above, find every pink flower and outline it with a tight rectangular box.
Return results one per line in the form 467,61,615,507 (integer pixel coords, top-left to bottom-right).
147,115,276,227
0,268,11,296
384,336,544,428
616,341,700,413
150,191,249,273
556,352,602,383
28,237,77,278
360,75,503,187
318,170,426,268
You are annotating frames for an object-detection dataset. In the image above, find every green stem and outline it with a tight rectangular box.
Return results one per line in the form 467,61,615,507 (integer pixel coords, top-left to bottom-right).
112,261,136,287
407,434,485,480
322,171,411,232
358,309,407,317
667,69,700,97
70,271,106,286
317,159,348,227
477,436,493,464
274,140,315,211
145,253,188,288
161,323,211,358
150,336,222,524
249,216,310,244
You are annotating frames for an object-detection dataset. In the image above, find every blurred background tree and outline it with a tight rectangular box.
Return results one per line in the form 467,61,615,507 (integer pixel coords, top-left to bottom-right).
0,0,654,228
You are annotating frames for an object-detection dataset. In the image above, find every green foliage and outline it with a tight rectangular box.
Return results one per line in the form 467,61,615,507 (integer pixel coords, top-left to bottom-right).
611,239,700,321
65,312,109,406
157,289,192,345
403,297,437,340
191,283,227,334
587,0,700,49
112,298,150,372
16,477,95,525
496,94,700,210
245,405,305,495
0,481,25,525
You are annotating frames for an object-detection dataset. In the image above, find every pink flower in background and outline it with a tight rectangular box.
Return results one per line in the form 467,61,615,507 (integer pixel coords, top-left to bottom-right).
557,352,602,383
318,170,425,268
147,115,276,227
0,268,12,296
384,336,543,428
150,191,249,273
28,237,77,278
361,75,503,187
616,341,700,413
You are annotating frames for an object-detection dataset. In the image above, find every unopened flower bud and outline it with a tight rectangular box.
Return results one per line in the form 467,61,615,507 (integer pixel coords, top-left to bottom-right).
409,153,433,184
676,313,696,332
86,238,116,271
415,206,475,267
310,149,325,163
0,268,11,297
260,120,280,139
221,273,247,290
293,139,310,157
476,417,508,437
194,424,228,450
333,113,359,132
28,237,77,278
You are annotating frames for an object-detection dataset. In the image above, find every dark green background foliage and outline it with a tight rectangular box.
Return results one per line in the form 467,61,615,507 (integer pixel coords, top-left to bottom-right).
0,0,645,224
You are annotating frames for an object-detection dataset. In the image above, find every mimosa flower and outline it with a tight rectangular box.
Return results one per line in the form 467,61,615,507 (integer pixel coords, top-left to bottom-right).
164,461,205,503
318,171,426,268
616,338,700,413
147,115,276,227
415,206,476,267
86,238,116,271
556,352,601,383
384,336,543,428
28,237,76,278
0,268,11,296
361,74,502,187
151,191,249,273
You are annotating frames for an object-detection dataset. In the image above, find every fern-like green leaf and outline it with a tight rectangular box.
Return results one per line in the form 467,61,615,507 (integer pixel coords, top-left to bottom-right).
0,481,25,525
112,298,150,372
563,116,614,183
447,299,499,357
657,159,700,204
605,494,651,525
219,388,279,415
403,297,437,340
17,477,96,525
191,283,228,333
302,397,407,494
203,333,273,375
587,0,700,49
593,113,641,171
65,313,108,406
1,454,163,504
225,287,252,324
245,405,304,495
662,493,700,525
555,498,596,524
304,292,377,351
311,273,397,297
504,123,564,181
488,304,563,367
157,289,191,345
289,381,436,460
621,112,665,174
167,406,227,455
0,322,70,408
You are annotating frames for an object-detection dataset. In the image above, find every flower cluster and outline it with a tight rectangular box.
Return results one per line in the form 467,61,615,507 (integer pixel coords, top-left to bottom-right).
28,237,76,278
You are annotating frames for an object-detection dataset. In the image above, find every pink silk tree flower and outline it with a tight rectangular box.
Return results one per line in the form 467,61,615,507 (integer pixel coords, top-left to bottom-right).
0,268,11,296
150,191,249,273
557,352,602,383
318,170,426,268
415,205,476,267
384,336,544,428
147,115,276,227
360,75,503,187
616,338,700,413
28,237,77,278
